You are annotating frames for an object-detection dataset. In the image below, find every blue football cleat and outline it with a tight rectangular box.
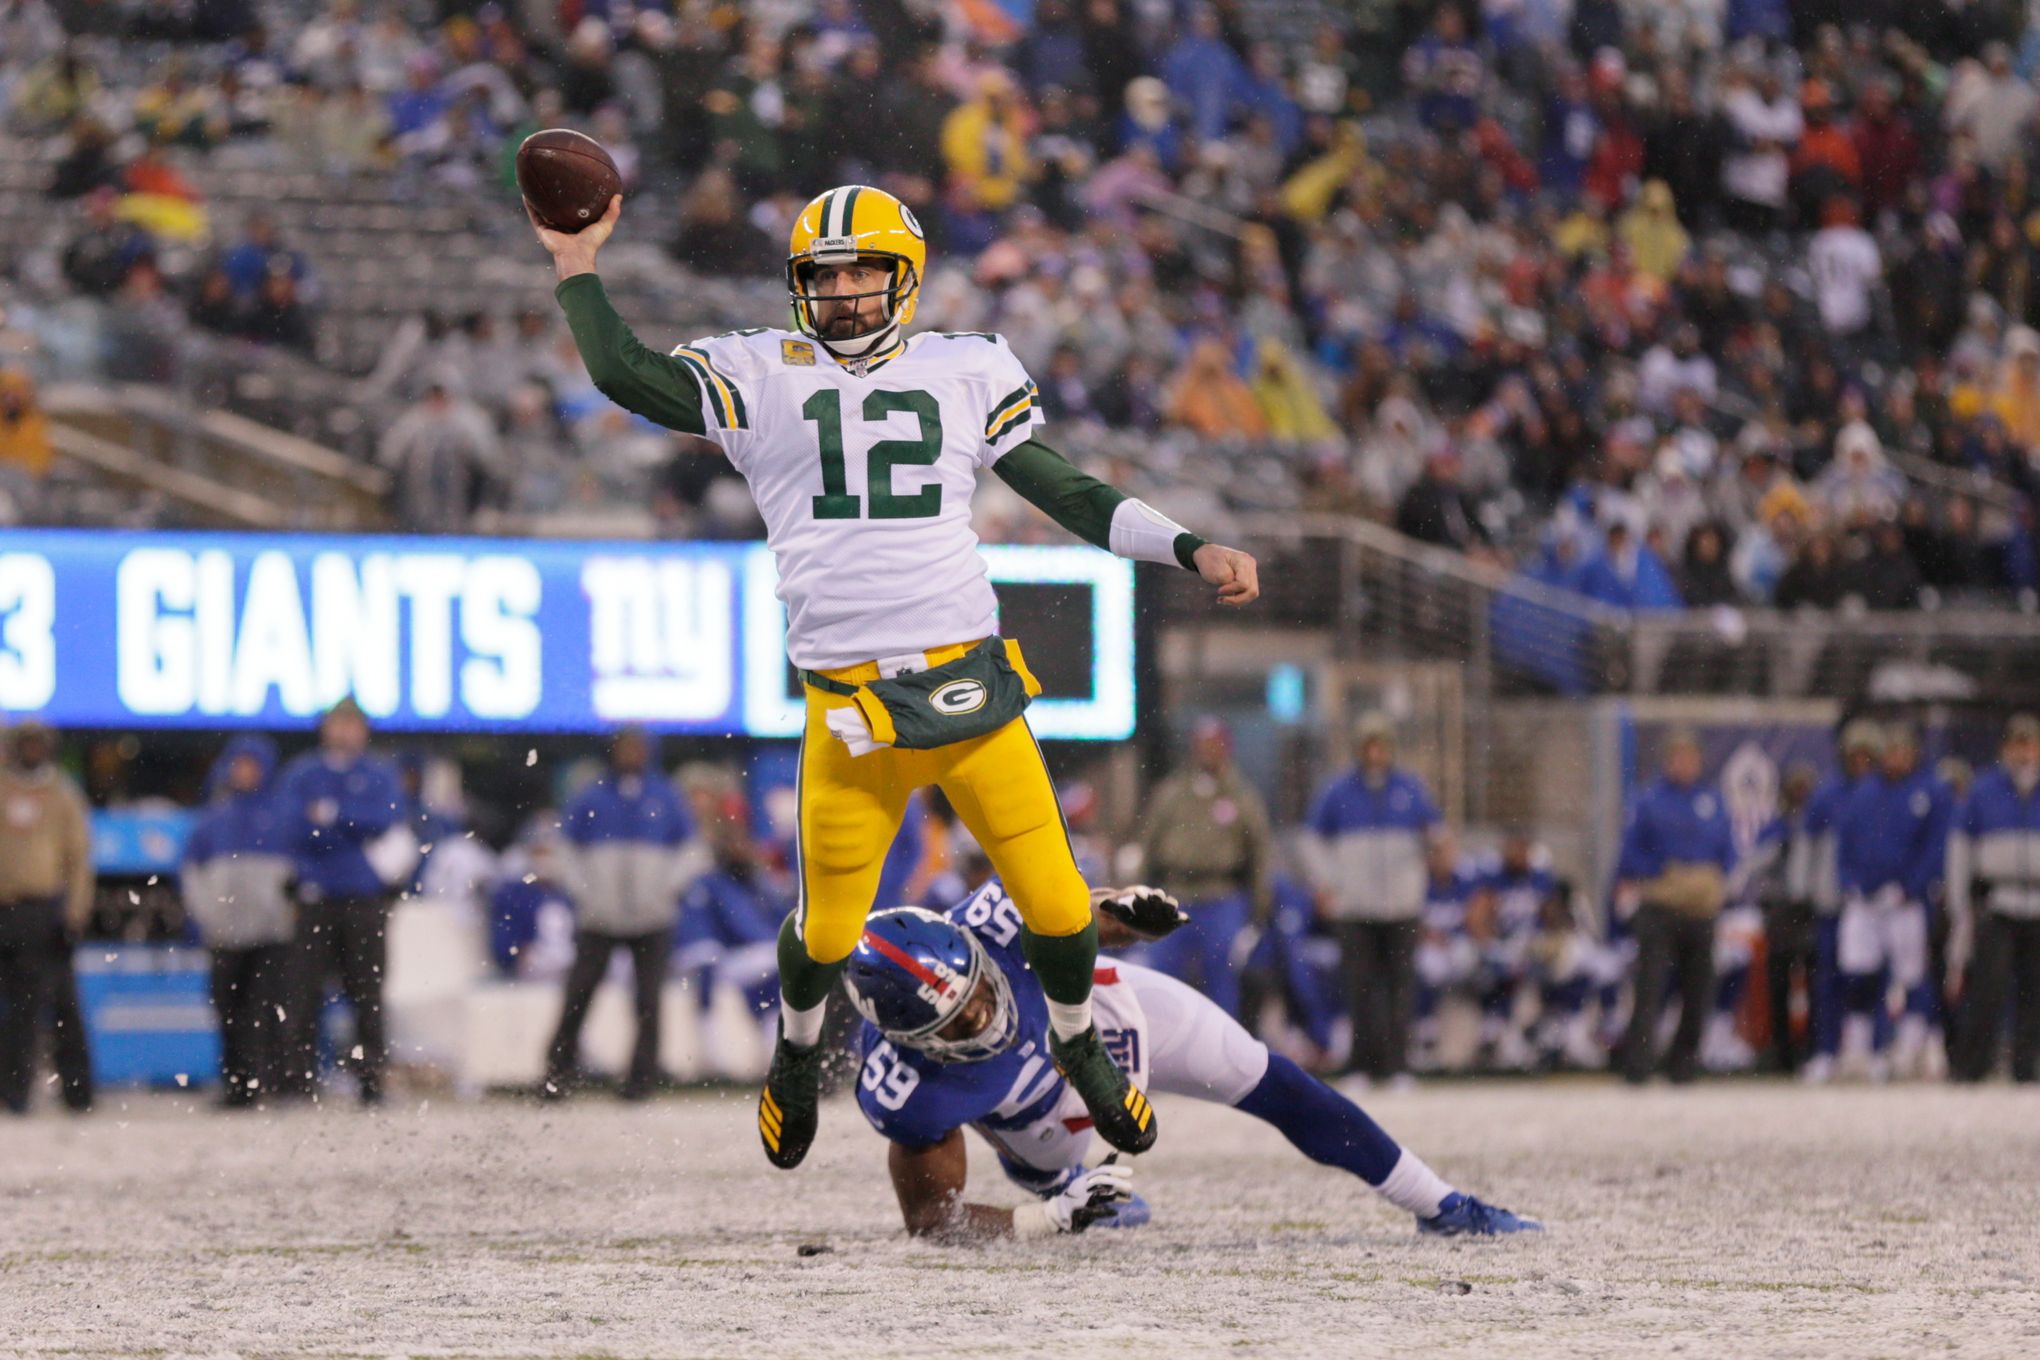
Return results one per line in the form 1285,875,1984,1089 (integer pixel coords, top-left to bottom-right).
1418,1192,1543,1237
1090,1192,1151,1230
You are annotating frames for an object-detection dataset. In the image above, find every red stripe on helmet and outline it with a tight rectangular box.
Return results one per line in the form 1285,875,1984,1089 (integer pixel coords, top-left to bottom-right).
862,928,955,997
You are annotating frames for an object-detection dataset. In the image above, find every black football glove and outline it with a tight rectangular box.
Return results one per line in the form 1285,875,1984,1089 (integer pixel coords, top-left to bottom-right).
1097,885,1190,940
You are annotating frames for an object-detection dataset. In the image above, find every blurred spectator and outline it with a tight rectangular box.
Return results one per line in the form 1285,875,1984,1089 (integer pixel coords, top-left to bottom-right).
240,270,315,354
376,383,504,533
7,43,98,132
102,262,187,384
485,826,576,981
1948,713,2040,1084
1616,730,1735,1085
1161,5,1247,143
547,727,695,1102
187,265,244,336
1616,180,1690,284
1774,531,1846,609
667,168,775,275
672,800,782,1073
1138,717,1274,1019
44,116,120,198
1814,422,1904,525
1302,712,1441,1084
1164,337,1267,439
180,736,293,1109
1580,520,1682,610
0,719,94,1116
60,188,151,298
1677,522,1743,607
1854,519,1924,610
0,367,53,501
1851,78,1919,221
1396,449,1490,554
274,698,408,1106
1990,327,2040,450
1402,6,1482,134
941,69,1034,216
1807,198,1883,348
1720,62,1801,235
221,213,311,302
1948,43,2037,172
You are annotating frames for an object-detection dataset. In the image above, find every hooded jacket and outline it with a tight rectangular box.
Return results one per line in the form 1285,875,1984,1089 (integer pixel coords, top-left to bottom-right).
181,735,295,948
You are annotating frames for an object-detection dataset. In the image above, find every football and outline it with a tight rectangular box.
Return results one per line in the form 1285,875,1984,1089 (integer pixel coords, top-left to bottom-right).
515,128,622,233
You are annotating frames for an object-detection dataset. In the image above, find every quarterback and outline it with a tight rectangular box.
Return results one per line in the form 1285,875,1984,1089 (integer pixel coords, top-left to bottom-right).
531,187,1259,1169
846,881,1542,1241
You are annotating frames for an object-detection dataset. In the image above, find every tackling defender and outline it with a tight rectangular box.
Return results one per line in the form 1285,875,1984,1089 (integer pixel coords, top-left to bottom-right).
530,187,1260,1168
847,881,1543,1241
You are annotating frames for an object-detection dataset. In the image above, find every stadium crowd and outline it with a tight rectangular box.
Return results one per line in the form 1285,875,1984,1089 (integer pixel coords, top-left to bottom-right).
7,698,2038,1113
3,1,2040,606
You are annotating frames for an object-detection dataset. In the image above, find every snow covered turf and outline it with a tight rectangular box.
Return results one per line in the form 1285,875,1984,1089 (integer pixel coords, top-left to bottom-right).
3,1081,2037,1359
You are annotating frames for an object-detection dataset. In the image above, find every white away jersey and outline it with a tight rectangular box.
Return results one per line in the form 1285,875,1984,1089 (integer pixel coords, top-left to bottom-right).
670,327,1043,670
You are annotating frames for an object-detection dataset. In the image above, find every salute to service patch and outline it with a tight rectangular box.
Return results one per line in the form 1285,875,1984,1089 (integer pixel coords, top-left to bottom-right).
781,338,816,366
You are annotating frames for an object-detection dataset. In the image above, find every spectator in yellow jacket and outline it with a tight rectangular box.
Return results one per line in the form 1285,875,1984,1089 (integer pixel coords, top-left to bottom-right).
0,367,52,481
940,69,1033,212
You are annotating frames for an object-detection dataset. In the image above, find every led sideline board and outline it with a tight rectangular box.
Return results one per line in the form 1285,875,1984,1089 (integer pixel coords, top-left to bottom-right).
0,532,1135,739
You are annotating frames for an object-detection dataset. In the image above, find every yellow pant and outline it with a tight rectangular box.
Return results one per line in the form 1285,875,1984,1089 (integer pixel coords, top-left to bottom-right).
794,641,1092,964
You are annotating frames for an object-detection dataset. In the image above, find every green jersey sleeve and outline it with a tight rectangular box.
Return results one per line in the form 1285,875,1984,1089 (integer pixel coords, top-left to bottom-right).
991,438,1206,571
554,274,709,437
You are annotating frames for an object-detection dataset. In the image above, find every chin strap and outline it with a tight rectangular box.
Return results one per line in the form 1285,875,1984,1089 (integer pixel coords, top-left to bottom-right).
818,318,901,362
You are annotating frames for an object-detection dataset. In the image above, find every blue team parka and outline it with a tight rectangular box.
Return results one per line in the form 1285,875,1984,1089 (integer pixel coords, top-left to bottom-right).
1834,768,1952,903
274,747,405,901
1617,777,1737,882
181,735,296,948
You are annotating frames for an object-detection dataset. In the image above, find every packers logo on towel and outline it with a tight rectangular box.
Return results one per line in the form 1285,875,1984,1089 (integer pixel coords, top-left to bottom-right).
929,679,988,716
781,338,816,366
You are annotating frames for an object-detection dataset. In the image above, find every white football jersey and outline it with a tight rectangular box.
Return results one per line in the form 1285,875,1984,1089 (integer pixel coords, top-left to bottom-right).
671,327,1042,670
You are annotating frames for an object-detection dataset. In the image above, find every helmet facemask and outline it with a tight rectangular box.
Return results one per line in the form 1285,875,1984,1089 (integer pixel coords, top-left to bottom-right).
787,250,920,360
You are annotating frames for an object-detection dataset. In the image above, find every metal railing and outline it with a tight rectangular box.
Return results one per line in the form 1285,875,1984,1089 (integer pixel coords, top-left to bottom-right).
1166,513,2040,700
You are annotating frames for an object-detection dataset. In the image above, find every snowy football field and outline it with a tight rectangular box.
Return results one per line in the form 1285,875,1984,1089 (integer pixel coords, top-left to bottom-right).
4,1081,2037,1359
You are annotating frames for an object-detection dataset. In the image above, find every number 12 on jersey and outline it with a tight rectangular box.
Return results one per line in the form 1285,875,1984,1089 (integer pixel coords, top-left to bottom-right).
803,388,945,522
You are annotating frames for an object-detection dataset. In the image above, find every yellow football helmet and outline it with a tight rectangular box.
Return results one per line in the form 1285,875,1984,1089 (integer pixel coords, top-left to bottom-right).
786,184,926,359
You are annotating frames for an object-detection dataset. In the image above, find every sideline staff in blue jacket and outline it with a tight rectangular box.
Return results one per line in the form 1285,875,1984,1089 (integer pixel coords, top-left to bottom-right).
182,735,296,1108
274,698,409,1105
1615,730,1736,1084
1949,714,2040,1082
546,727,696,1102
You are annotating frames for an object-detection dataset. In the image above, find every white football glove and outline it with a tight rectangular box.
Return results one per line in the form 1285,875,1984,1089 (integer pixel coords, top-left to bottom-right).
1014,1157,1135,1237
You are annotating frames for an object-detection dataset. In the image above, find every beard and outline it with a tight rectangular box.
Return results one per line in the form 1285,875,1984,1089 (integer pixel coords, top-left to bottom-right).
821,308,878,338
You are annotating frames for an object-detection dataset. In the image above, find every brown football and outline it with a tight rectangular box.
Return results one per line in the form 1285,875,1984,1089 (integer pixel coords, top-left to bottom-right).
516,128,623,233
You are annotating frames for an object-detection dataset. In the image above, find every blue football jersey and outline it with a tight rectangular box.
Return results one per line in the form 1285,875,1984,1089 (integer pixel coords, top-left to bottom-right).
855,880,1067,1149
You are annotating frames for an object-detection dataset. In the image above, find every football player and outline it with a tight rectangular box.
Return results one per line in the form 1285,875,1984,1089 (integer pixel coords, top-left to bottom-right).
530,187,1260,1169
847,881,1542,1242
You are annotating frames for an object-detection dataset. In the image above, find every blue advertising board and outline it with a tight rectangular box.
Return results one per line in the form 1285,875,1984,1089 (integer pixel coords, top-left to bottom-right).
0,532,1135,739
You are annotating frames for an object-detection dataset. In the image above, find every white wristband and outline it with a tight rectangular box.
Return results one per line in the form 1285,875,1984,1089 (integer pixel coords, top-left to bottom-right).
1108,498,1191,568
1010,1201,1061,1239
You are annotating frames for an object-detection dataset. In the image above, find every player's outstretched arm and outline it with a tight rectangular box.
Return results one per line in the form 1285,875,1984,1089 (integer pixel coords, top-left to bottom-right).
888,1132,1133,1242
991,438,1259,606
526,196,712,439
